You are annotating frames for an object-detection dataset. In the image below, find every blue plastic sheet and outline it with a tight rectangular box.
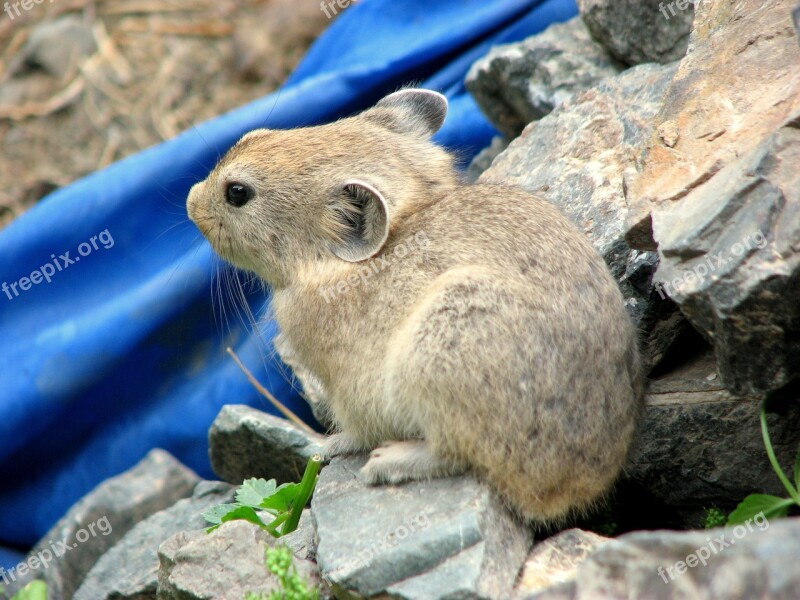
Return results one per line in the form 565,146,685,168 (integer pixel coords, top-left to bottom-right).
0,0,577,556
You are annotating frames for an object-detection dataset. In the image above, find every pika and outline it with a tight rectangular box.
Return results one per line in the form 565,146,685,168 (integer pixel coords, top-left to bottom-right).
187,89,644,522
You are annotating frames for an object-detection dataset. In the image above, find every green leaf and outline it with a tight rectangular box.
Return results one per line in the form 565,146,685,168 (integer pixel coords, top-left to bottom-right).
203,504,270,533
727,494,795,525
794,445,800,490
219,506,271,529
760,402,800,504
202,503,242,525
236,478,278,508
260,483,301,514
10,580,48,600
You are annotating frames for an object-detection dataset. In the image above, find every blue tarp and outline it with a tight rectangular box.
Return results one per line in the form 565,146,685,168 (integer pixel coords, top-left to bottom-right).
0,0,577,558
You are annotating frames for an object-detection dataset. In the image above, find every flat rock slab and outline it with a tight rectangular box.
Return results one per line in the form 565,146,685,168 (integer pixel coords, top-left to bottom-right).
628,352,800,524
529,516,800,599
5,449,198,600
312,456,532,600
209,404,324,484
73,481,233,600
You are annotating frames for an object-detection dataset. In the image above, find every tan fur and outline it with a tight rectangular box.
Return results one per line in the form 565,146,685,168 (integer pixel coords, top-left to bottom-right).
187,89,644,523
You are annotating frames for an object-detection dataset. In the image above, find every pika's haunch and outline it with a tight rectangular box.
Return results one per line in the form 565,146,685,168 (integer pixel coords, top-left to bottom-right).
187,89,644,523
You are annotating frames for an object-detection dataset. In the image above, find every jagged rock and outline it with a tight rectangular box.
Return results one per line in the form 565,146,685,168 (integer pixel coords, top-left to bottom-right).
466,136,509,182
650,115,800,395
4,449,198,600
623,0,800,395
73,481,233,600
480,62,685,369
528,517,800,599
513,529,609,598
209,404,324,485
577,0,693,65
312,456,532,599
628,351,800,525
157,520,320,600
466,17,624,138
625,0,800,246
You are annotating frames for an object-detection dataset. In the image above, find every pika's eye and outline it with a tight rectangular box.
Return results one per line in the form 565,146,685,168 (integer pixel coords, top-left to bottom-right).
225,182,254,207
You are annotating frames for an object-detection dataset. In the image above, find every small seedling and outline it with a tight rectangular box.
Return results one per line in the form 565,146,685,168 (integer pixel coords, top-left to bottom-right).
703,507,726,529
204,455,321,537
244,546,320,600
728,401,800,524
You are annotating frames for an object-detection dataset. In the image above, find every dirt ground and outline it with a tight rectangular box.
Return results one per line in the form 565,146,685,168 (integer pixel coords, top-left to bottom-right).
0,0,335,229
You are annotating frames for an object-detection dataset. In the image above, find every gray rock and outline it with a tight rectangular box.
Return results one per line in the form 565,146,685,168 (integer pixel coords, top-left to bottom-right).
481,62,685,369
466,136,509,183
628,351,800,525
466,17,624,138
209,404,324,484
73,481,233,600
281,509,317,561
649,113,800,395
514,529,609,598
529,517,800,599
312,456,532,599
4,449,198,600
157,520,320,600
577,0,693,65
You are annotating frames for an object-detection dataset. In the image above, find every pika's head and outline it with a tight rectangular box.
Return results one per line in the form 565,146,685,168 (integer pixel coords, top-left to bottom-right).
187,89,455,288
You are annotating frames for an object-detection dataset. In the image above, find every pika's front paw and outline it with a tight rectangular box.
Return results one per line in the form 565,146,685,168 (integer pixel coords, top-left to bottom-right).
360,439,463,485
322,432,369,459
361,440,415,485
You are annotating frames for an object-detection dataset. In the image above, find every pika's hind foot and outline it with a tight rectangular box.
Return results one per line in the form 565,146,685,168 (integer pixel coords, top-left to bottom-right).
360,439,465,485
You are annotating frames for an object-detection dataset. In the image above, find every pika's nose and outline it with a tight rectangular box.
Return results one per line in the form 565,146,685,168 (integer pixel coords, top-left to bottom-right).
186,182,204,222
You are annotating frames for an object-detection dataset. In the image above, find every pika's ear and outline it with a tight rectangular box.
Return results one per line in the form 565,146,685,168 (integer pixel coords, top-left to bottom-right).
363,89,448,137
328,180,389,262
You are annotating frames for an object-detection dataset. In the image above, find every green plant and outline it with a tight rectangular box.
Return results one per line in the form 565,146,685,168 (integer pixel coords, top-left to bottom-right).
728,401,800,525
204,455,321,537
2,580,48,600
703,507,726,528
244,546,319,600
